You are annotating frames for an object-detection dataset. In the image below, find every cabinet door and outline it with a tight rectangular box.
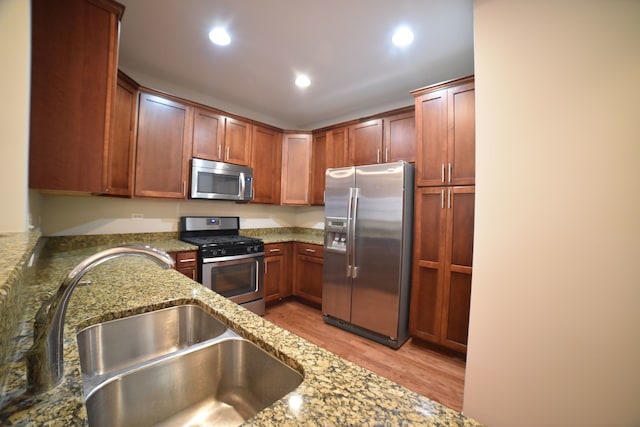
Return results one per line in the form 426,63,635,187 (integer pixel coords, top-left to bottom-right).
349,119,383,166
384,111,416,163
310,132,327,205
169,250,198,281
327,127,349,168
192,108,225,162
29,0,123,192
224,117,252,166
409,186,474,353
447,83,475,186
409,187,448,343
135,93,192,199
251,125,282,204
293,244,324,305
415,89,448,187
440,186,474,352
103,73,137,196
281,134,312,205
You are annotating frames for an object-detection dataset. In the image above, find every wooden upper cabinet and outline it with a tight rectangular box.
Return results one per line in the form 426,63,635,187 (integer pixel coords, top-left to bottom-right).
192,107,225,161
413,76,475,187
134,92,193,199
281,133,312,205
29,0,124,192
251,125,282,204
326,126,349,169
384,111,416,163
348,119,383,166
224,117,252,166
310,132,327,206
103,72,138,196
448,82,476,186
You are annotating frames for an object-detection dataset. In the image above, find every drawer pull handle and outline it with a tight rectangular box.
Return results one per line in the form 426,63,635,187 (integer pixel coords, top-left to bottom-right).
306,249,316,253
269,248,281,253
179,258,196,263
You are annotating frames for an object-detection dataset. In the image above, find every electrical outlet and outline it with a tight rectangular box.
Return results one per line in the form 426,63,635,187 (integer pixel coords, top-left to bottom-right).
131,213,144,220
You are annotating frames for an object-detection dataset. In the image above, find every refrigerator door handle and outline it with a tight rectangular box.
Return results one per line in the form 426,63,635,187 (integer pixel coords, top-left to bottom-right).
346,187,355,278
350,187,360,279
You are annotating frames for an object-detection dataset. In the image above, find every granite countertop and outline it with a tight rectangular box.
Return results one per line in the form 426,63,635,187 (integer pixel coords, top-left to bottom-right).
0,230,480,426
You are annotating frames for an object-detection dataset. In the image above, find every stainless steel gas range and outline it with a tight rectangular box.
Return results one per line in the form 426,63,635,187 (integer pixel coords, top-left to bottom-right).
179,216,265,315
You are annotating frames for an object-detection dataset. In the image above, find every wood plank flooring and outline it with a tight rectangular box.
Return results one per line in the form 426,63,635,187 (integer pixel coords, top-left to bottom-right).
264,300,466,412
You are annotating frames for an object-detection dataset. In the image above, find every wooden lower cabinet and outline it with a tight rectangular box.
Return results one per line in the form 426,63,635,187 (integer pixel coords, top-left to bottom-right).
169,250,198,282
264,243,291,303
409,186,474,354
293,243,324,305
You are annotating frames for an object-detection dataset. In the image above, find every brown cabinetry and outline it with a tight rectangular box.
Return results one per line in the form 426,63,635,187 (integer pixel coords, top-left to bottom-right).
134,92,193,199
410,76,475,354
327,126,349,169
413,77,475,187
281,133,312,205
169,250,198,281
192,108,225,162
224,117,252,166
264,243,291,303
293,243,324,305
251,126,283,204
310,132,327,206
191,109,252,167
409,187,474,353
383,111,416,163
349,119,383,166
103,72,138,196
29,0,124,193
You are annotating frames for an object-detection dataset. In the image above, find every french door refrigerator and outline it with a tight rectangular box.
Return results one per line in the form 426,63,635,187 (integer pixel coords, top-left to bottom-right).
322,161,414,348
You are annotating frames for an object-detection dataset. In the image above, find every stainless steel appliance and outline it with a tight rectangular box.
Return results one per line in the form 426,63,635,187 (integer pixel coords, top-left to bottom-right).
179,216,265,315
323,161,414,348
190,158,254,202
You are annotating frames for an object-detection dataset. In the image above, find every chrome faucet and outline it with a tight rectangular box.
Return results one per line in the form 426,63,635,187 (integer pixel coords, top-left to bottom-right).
25,244,175,394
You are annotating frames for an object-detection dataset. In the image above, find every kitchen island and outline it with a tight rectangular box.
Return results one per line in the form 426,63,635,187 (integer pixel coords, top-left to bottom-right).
0,232,481,426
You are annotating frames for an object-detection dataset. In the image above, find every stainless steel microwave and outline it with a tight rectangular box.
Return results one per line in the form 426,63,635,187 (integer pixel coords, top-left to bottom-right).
190,158,253,202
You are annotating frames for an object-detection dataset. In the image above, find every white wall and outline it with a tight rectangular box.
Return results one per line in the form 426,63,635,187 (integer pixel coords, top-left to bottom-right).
464,1,640,426
40,195,324,235
0,0,30,232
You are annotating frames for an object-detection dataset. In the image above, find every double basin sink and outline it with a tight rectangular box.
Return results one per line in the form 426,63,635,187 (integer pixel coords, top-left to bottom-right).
76,304,303,426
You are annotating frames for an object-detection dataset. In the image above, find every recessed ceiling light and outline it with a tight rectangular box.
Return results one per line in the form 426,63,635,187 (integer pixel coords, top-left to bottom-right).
209,27,231,46
392,26,414,47
295,75,311,88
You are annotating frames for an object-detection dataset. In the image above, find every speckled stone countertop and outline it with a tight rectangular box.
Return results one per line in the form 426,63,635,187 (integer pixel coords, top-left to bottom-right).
0,230,481,426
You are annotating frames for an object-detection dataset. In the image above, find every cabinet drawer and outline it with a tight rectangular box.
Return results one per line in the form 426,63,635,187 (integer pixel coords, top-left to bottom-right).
265,243,288,257
295,243,323,258
175,251,197,267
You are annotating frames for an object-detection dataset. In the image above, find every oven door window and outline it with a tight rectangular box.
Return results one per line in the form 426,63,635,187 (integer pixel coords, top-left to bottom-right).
204,258,259,299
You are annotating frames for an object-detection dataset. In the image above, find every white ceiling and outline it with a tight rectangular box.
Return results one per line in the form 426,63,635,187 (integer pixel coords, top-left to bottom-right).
117,0,474,130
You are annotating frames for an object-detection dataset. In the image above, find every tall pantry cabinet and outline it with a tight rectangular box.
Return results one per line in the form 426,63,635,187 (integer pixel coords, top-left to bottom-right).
409,76,475,354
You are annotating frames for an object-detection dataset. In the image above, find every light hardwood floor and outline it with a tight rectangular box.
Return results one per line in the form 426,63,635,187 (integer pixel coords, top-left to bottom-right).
263,300,466,412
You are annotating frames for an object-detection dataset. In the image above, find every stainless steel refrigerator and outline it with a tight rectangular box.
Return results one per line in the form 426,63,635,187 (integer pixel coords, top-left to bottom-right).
322,161,414,348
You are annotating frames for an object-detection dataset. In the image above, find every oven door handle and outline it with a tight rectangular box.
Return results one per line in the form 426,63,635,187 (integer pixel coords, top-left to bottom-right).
202,252,264,264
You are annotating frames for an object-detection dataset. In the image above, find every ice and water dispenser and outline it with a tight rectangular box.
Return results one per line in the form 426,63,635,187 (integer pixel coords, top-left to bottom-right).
325,217,348,252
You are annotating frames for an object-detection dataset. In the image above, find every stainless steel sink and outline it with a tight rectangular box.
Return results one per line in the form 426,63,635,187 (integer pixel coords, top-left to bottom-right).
84,338,303,427
77,304,228,381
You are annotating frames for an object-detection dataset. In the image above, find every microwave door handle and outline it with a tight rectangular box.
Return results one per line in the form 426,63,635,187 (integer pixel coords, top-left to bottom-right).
239,172,246,198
